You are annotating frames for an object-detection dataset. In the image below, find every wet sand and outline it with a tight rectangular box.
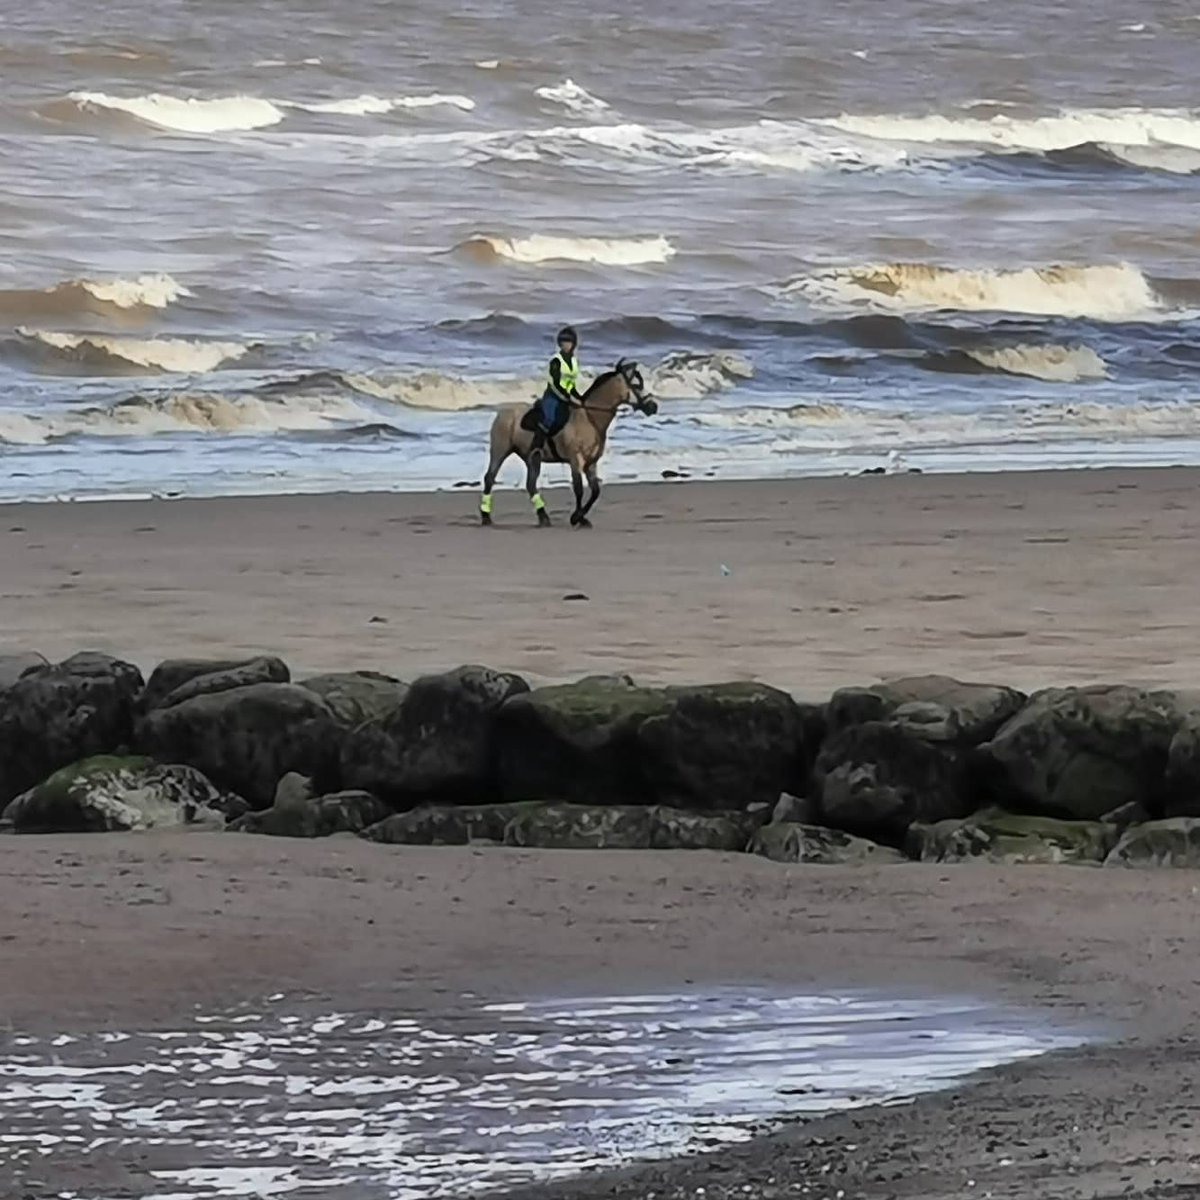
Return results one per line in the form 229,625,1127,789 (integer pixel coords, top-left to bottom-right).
2,466,1200,694
1,835,1198,1197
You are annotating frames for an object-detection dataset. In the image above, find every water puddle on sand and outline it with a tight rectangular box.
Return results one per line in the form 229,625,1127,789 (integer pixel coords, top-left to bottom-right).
0,989,1082,1198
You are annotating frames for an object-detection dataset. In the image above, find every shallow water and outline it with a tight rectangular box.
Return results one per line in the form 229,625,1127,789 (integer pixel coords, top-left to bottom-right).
1,1,1199,499
0,988,1082,1198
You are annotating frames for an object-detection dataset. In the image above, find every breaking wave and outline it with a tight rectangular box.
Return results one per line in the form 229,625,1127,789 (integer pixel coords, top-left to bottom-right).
649,351,754,397
66,91,286,132
13,330,254,375
955,343,1107,382
0,390,376,446
285,93,476,115
0,352,755,446
786,262,1166,320
299,351,750,410
691,398,1200,447
461,233,677,266
827,107,1200,156
535,79,611,116
0,273,189,320
56,91,474,133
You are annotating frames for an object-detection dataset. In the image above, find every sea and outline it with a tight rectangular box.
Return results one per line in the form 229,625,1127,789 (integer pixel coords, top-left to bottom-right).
1,0,1200,501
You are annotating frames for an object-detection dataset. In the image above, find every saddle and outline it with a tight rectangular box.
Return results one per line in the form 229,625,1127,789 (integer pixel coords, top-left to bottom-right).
519,405,563,462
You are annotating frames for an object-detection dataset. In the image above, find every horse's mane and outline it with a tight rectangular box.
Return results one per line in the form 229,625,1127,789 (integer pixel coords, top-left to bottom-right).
582,366,622,398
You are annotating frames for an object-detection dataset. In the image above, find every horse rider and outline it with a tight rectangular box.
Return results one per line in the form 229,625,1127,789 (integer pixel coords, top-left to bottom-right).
531,325,582,457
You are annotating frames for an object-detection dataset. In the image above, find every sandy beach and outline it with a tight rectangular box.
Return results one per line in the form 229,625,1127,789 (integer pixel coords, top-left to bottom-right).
2,466,1199,1197
2,834,1199,1198
3,467,1200,694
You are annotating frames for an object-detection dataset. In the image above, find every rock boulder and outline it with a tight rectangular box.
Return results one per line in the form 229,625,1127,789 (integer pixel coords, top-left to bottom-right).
3,755,242,833
979,685,1182,820
1106,818,1200,868
231,774,387,837
136,682,341,807
815,719,969,843
828,675,1026,746
342,665,528,805
140,656,290,712
298,671,408,728
0,652,144,805
907,808,1114,865
751,822,906,866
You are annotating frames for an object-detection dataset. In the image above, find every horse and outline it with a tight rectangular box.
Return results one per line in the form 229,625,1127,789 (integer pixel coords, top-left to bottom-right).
479,358,658,528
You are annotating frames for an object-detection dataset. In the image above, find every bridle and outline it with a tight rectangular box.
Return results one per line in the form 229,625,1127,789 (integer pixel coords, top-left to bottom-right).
579,358,656,417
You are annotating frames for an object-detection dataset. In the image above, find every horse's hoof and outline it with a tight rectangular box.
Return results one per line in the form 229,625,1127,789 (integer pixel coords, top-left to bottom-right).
480,512,492,527
537,512,552,528
572,515,592,529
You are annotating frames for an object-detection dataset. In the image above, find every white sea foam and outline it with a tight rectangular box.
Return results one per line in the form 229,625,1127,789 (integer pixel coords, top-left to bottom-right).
290,93,476,115
17,331,253,374
466,233,677,266
69,91,286,132
0,273,189,320
536,79,611,115
825,106,1200,154
785,261,1163,320
963,343,1108,382
66,90,474,132
0,391,370,446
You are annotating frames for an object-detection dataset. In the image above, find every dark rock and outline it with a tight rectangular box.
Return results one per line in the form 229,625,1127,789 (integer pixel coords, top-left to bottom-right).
815,719,968,843
1164,709,1200,817
1100,801,1151,831
342,665,528,805
496,677,806,810
504,803,655,849
135,683,341,808
140,657,290,712
828,675,1026,746
0,651,48,693
3,755,242,833
496,675,667,805
0,652,144,805
150,657,291,711
772,791,818,825
649,806,759,852
298,672,408,728
231,778,388,837
979,685,1183,820
498,803,759,851
1106,818,1200,868
362,801,544,846
751,822,906,865
638,683,806,811
907,808,1114,865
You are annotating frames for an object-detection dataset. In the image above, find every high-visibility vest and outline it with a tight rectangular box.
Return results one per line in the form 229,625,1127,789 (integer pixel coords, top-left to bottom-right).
550,352,579,394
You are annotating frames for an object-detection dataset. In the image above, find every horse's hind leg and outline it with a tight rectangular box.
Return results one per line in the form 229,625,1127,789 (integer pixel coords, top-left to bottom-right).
480,445,510,526
526,454,551,527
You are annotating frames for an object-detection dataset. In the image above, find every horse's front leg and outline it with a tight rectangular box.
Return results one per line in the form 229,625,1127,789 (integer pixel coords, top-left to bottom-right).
579,462,601,520
569,464,588,528
526,453,551,527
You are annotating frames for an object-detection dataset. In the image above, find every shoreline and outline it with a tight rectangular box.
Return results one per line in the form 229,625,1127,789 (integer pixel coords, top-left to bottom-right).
4,464,1200,693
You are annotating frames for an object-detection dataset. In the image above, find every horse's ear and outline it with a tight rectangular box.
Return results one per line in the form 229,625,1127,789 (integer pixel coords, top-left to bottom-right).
615,357,626,370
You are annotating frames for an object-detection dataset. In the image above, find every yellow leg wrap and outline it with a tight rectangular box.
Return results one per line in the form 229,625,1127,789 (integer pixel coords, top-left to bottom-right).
531,492,546,511
480,493,493,514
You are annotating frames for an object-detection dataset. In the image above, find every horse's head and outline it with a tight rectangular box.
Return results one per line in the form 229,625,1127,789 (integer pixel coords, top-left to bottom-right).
614,358,658,416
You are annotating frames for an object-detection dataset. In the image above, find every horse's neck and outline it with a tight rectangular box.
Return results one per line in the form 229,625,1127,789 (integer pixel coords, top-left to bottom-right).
583,377,622,436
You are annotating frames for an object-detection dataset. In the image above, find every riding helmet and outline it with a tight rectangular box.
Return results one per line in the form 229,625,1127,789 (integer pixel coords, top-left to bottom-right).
556,325,578,345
